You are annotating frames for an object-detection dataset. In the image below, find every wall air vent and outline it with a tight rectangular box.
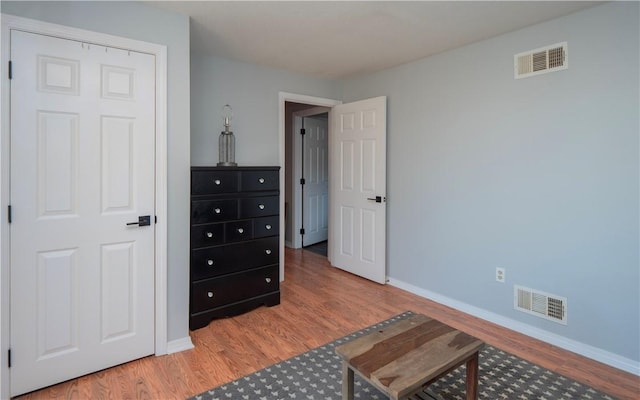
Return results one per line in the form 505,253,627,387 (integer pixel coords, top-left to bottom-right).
514,42,567,79
514,285,567,325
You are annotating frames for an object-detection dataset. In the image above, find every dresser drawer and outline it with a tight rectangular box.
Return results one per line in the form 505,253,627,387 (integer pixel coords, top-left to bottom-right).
254,216,279,238
239,196,279,218
191,265,279,313
241,170,279,192
191,246,230,281
192,199,238,224
225,220,253,243
192,170,238,195
191,237,279,281
191,223,225,248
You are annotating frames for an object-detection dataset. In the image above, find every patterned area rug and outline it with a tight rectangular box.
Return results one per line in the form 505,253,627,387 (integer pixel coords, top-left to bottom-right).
188,311,616,400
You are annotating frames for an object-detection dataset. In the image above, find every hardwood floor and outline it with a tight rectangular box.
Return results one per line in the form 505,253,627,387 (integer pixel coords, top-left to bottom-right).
16,248,639,399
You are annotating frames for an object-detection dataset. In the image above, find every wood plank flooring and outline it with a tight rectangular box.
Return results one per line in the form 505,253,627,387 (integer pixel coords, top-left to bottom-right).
16,248,639,400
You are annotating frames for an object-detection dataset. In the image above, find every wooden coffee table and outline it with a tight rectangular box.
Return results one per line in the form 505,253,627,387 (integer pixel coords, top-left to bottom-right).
335,313,484,400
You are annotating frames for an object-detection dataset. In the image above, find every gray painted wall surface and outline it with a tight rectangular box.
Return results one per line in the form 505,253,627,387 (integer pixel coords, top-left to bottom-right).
1,1,192,343
341,2,639,362
190,55,342,166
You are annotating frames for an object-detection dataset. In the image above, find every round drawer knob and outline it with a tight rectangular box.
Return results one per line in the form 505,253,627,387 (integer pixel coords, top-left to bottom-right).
237,228,244,234
206,232,213,238
214,208,221,214
265,224,272,230
214,179,221,185
207,259,214,266
259,178,265,184
265,277,272,283
258,204,265,210
265,249,272,255
207,292,214,298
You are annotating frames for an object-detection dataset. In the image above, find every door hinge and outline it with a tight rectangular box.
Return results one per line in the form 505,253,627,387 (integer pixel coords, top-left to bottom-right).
155,215,158,224
300,178,305,185
8,60,12,80
299,228,305,235
300,128,306,135
7,205,12,223
8,349,11,368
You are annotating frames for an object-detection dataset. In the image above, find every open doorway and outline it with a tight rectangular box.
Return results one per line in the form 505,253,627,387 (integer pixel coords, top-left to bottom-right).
278,92,341,279
298,112,329,253
284,102,330,256
294,108,331,253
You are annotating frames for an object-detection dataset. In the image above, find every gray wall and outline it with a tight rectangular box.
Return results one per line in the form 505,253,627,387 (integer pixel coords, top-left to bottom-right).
190,55,342,166
190,56,341,255
342,1,639,363
1,1,192,343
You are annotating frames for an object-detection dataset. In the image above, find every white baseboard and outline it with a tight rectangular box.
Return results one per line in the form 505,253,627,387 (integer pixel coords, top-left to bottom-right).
165,336,194,354
388,277,640,376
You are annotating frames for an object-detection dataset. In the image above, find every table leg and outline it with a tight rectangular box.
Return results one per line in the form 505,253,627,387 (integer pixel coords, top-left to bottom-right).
342,362,354,400
465,352,479,400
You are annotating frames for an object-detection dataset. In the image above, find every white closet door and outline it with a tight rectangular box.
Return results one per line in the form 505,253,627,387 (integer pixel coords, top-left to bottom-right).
10,30,156,396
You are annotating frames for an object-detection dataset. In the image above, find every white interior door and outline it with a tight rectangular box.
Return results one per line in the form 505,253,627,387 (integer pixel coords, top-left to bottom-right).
329,96,387,284
10,30,155,396
302,115,329,246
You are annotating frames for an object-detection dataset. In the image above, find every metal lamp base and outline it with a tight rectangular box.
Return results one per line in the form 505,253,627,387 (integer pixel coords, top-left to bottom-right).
218,129,236,167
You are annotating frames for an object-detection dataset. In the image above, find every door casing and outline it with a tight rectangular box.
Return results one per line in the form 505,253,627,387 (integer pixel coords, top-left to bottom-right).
279,92,341,272
0,14,169,398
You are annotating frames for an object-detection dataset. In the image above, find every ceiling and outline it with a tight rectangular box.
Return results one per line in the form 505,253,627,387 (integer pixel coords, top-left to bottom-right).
148,1,601,80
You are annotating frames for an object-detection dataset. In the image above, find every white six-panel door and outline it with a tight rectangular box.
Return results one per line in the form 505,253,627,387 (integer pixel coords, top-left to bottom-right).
329,97,387,284
10,30,155,396
302,115,329,246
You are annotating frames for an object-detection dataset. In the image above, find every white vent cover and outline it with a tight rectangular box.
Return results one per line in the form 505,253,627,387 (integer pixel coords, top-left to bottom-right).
514,285,567,324
514,42,568,79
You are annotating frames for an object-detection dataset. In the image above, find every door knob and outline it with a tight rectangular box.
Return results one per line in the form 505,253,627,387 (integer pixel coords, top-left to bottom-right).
126,215,151,226
366,196,385,203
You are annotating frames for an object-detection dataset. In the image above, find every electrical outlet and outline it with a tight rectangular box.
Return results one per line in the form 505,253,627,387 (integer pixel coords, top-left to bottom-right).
496,267,505,283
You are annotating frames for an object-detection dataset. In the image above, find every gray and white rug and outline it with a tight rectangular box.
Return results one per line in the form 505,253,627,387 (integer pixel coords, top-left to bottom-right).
188,311,617,400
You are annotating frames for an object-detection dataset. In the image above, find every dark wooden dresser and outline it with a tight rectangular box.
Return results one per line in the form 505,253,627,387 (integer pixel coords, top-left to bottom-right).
190,166,281,330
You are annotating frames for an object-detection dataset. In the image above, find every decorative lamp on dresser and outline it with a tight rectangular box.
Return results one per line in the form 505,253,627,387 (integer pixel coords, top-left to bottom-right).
190,166,281,330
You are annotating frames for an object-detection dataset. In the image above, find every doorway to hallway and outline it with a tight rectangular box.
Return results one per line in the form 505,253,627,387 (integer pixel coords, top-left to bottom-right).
284,101,330,252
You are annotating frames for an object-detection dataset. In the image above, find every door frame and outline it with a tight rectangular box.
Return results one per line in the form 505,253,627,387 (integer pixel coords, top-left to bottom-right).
291,107,330,249
0,14,169,397
278,93,340,274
